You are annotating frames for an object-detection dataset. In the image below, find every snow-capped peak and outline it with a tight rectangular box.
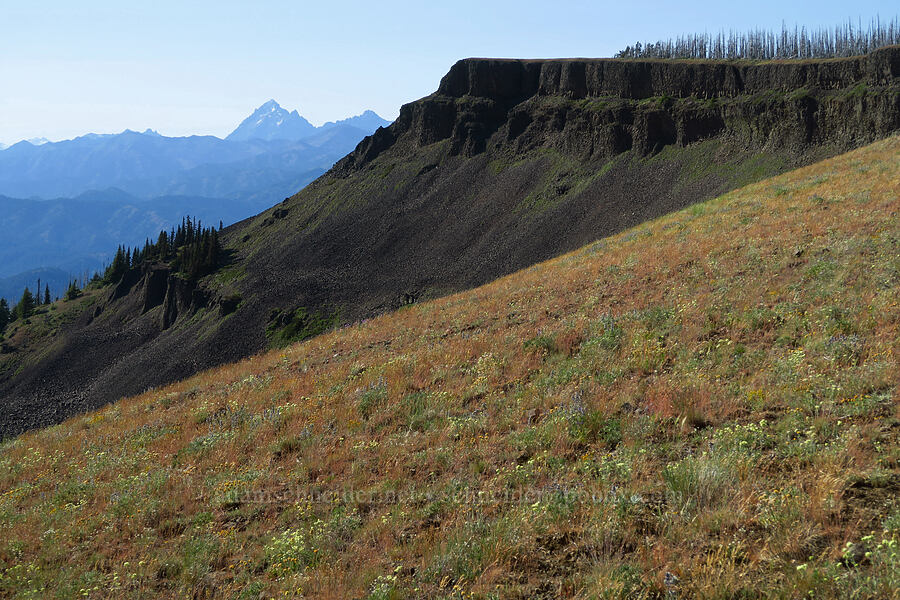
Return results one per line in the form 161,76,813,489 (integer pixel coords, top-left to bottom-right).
226,101,392,142
226,100,315,142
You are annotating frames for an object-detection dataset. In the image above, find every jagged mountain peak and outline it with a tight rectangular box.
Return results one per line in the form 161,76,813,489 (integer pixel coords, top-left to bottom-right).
228,101,391,142
226,100,316,142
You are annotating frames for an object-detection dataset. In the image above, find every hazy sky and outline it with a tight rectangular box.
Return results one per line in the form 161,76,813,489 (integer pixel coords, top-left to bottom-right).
1,1,896,144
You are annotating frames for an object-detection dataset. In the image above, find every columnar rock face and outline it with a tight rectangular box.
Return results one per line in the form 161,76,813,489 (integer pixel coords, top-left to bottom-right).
2,50,899,438
436,47,900,100
342,47,900,168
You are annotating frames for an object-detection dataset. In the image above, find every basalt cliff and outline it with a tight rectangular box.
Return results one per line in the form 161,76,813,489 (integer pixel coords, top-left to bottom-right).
1,48,898,437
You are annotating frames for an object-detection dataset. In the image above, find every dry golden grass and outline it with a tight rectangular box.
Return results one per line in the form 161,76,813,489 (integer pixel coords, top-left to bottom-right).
0,136,898,599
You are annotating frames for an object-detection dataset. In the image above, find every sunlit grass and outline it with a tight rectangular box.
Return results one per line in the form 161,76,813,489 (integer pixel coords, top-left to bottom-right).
0,136,898,598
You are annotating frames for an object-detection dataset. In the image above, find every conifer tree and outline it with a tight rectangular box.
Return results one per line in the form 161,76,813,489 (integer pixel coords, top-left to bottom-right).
44,285,51,305
65,280,81,301
104,246,129,283
157,231,169,260
14,287,36,320
0,298,10,333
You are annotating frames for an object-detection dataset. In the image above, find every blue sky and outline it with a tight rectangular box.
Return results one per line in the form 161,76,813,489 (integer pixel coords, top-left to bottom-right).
0,0,896,144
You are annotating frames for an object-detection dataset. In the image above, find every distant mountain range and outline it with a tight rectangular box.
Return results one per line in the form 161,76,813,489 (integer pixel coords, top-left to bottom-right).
0,102,390,199
0,137,49,151
226,100,390,143
0,101,390,300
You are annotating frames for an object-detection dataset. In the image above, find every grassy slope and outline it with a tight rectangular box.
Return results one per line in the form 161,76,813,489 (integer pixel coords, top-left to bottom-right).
0,137,898,599
0,290,101,379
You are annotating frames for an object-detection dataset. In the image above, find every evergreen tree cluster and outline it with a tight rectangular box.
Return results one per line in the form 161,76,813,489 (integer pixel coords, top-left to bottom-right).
616,17,899,60
103,216,222,284
1,280,73,335
64,280,82,301
1,216,222,335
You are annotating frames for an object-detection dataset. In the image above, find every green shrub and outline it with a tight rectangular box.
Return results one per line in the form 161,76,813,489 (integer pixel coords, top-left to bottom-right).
265,306,340,348
662,453,737,514
524,334,557,354
570,411,622,449
596,316,624,351
357,379,387,420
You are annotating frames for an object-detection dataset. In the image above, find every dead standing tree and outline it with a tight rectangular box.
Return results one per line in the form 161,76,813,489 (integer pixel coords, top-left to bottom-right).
616,17,899,60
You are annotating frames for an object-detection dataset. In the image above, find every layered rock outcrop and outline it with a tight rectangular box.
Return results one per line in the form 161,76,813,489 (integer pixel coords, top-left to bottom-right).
437,46,900,100
342,46,900,167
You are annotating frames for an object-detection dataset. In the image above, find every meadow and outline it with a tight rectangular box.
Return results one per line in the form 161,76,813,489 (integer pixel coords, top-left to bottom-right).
0,136,897,599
